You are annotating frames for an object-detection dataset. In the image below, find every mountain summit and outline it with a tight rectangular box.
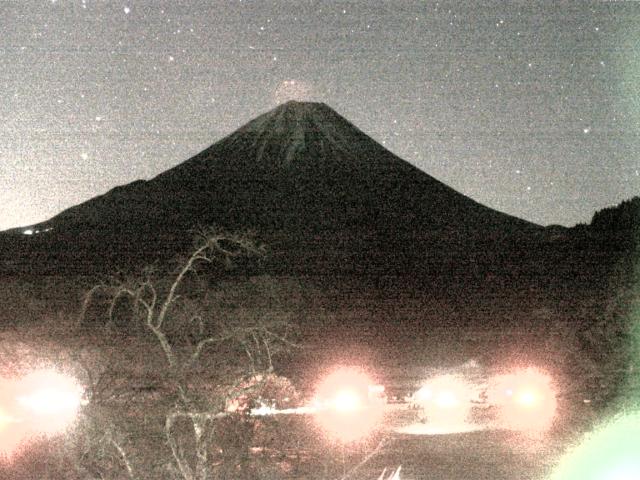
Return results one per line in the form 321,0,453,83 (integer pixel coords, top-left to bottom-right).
3,102,540,273
37,101,535,233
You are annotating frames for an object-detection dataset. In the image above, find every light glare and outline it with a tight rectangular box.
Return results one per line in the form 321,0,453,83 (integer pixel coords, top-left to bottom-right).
435,390,459,408
17,388,81,415
517,390,537,407
0,408,14,429
314,367,383,442
413,375,473,427
15,369,84,435
488,367,556,431
333,389,362,412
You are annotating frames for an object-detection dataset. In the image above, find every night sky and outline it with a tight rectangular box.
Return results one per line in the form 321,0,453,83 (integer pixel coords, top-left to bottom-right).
1,1,639,231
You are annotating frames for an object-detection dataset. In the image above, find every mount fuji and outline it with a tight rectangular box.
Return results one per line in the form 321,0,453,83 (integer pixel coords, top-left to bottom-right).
2,101,543,274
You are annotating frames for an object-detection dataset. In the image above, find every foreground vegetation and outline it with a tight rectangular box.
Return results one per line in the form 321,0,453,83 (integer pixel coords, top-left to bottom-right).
0,231,397,479
0,226,638,478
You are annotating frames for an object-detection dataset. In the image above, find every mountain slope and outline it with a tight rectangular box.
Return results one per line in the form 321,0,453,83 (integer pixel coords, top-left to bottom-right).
2,101,541,274
34,101,536,234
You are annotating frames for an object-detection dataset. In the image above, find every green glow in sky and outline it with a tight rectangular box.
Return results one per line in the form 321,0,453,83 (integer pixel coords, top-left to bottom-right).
548,412,640,480
550,251,640,479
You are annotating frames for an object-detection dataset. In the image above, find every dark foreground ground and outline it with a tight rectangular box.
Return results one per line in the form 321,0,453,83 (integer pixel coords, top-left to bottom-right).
356,430,564,480
244,393,598,480
351,408,593,480
0,328,612,480
0,266,631,479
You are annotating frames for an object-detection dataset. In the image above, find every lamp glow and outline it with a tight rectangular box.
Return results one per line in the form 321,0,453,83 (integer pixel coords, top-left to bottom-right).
15,369,84,435
412,375,473,428
17,387,81,415
314,367,383,442
488,367,556,431
333,389,362,412
0,408,13,429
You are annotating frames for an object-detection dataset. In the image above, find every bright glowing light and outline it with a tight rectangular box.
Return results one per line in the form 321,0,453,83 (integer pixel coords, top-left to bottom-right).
315,367,371,409
414,386,432,402
0,370,83,456
413,375,473,427
17,387,81,415
605,463,639,480
15,369,84,435
314,367,384,443
250,404,276,416
0,408,15,429
333,389,362,412
0,378,24,455
549,412,640,480
369,385,385,394
517,389,538,407
435,390,459,408
488,367,556,431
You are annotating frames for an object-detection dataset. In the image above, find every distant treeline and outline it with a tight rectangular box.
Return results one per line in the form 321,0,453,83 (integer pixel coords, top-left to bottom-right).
591,196,640,232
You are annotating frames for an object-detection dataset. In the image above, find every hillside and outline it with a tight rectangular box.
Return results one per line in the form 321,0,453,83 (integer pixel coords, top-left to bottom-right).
0,101,560,276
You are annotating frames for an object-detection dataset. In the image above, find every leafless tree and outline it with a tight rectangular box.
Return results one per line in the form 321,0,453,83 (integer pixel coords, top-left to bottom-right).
75,229,300,480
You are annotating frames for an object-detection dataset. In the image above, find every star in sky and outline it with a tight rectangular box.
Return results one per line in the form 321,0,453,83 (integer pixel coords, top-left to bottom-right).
0,1,638,230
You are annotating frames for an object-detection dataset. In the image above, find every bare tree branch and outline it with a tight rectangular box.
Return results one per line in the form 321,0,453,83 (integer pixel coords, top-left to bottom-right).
75,230,299,480
165,413,194,480
77,283,109,327
186,334,235,370
339,439,391,480
106,432,137,480
157,243,211,331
